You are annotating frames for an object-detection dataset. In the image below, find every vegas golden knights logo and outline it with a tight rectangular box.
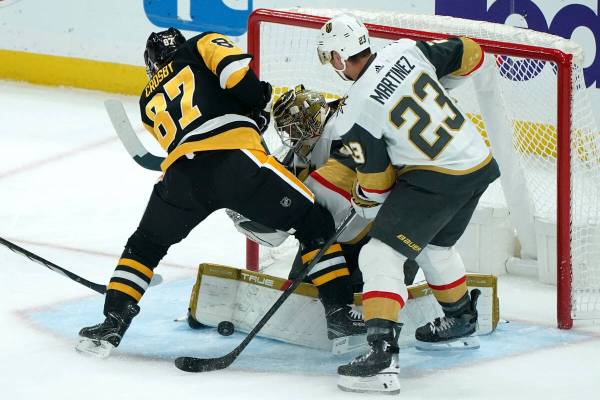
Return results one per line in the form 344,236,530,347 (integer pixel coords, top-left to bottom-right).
325,22,332,33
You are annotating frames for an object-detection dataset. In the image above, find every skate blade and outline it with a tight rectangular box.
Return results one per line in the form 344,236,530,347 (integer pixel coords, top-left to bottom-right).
331,334,368,355
75,337,115,358
337,372,401,395
415,335,480,351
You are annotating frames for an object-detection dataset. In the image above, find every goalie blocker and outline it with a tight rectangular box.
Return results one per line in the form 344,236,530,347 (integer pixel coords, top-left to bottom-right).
187,263,499,353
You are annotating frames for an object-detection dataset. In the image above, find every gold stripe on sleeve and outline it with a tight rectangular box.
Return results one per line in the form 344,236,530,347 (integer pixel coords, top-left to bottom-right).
452,37,484,76
225,66,249,89
196,33,244,76
357,164,396,193
315,159,356,193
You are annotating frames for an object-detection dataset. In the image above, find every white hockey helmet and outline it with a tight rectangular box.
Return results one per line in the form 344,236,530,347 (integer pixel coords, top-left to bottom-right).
317,14,370,69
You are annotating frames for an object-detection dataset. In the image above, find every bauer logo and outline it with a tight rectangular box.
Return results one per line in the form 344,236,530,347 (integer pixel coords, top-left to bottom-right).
143,0,253,37
436,0,600,88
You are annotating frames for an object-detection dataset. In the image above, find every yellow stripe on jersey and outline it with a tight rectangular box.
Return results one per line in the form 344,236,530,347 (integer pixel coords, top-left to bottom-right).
452,37,484,77
225,66,249,89
311,267,350,286
107,282,143,302
397,152,492,176
315,159,356,194
161,127,264,171
118,258,154,279
247,149,316,202
196,33,245,77
357,164,396,193
302,243,343,264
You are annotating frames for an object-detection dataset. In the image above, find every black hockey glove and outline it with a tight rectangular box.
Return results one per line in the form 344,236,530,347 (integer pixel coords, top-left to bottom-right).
258,81,273,110
249,108,271,134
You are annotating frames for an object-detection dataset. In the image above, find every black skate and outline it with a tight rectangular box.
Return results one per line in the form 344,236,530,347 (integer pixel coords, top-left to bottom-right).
325,304,368,355
75,302,140,358
337,319,401,395
415,289,481,351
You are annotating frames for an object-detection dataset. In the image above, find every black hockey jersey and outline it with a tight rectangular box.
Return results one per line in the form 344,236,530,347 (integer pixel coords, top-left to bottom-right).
139,32,267,171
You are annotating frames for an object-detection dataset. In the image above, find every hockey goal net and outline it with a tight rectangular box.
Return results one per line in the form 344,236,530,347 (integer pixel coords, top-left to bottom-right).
246,8,600,329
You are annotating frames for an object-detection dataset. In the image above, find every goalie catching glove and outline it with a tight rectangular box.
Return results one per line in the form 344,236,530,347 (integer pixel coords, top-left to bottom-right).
350,181,382,220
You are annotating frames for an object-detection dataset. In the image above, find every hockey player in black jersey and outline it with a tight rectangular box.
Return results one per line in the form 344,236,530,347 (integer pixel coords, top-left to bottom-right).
76,28,358,357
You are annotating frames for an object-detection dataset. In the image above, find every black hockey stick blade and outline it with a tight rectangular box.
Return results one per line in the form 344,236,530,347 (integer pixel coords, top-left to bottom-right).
175,353,235,373
174,209,357,373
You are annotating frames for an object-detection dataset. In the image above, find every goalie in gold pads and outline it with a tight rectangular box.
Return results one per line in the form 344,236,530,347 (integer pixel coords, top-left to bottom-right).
76,28,362,358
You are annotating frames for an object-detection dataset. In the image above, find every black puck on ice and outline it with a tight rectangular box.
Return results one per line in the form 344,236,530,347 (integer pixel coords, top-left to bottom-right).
217,321,234,336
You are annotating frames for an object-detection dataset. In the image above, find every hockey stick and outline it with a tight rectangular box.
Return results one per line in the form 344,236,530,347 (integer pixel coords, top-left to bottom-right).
104,99,165,171
175,209,357,373
0,237,163,294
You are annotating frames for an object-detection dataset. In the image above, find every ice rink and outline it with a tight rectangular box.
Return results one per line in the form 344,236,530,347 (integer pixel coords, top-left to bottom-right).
1,80,600,399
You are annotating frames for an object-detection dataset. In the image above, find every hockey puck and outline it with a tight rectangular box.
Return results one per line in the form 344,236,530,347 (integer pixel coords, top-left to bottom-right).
217,321,234,336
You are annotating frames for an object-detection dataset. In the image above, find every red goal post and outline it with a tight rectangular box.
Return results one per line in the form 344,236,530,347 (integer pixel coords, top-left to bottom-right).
245,7,598,330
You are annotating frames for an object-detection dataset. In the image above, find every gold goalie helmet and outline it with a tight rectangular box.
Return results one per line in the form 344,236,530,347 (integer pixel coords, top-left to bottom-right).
273,85,330,163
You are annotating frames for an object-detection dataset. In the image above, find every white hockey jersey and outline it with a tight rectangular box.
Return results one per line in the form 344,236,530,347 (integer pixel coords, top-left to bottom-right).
324,37,491,203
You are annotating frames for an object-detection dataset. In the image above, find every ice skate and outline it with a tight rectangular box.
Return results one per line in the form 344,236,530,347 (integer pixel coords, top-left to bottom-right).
415,289,481,351
337,320,401,395
76,302,140,358
325,304,368,354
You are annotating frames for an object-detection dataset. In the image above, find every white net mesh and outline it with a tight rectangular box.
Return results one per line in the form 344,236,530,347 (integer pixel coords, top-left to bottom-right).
253,8,600,322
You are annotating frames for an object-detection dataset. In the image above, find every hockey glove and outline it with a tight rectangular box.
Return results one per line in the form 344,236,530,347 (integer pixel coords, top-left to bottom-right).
259,81,273,110
249,108,271,134
351,180,382,220
248,81,272,133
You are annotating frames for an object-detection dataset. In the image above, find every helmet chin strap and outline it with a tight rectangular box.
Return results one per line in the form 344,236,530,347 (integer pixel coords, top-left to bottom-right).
333,59,352,81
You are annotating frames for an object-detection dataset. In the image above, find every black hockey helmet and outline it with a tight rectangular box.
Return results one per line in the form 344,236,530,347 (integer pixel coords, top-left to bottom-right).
144,27,186,78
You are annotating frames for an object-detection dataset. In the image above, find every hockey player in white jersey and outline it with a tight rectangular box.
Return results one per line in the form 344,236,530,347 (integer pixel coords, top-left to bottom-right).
316,15,500,394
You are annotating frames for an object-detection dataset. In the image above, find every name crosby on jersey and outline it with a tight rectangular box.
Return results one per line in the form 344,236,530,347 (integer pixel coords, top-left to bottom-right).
369,55,416,105
144,62,174,97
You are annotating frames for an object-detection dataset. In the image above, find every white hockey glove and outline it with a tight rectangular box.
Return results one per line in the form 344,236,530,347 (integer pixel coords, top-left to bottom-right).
350,181,382,220
225,209,289,247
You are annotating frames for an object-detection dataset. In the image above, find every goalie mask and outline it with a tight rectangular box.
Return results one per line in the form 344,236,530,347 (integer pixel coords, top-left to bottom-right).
273,85,330,164
144,27,186,78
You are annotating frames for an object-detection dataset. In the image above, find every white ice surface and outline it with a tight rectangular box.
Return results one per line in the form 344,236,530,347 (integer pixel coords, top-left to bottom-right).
1,81,600,399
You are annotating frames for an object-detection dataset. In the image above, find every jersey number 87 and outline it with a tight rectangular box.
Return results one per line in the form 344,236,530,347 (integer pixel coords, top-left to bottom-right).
145,66,202,150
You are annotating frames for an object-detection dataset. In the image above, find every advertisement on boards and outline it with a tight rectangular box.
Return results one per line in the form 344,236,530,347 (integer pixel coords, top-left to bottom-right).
0,0,598,104
141,0,599,92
